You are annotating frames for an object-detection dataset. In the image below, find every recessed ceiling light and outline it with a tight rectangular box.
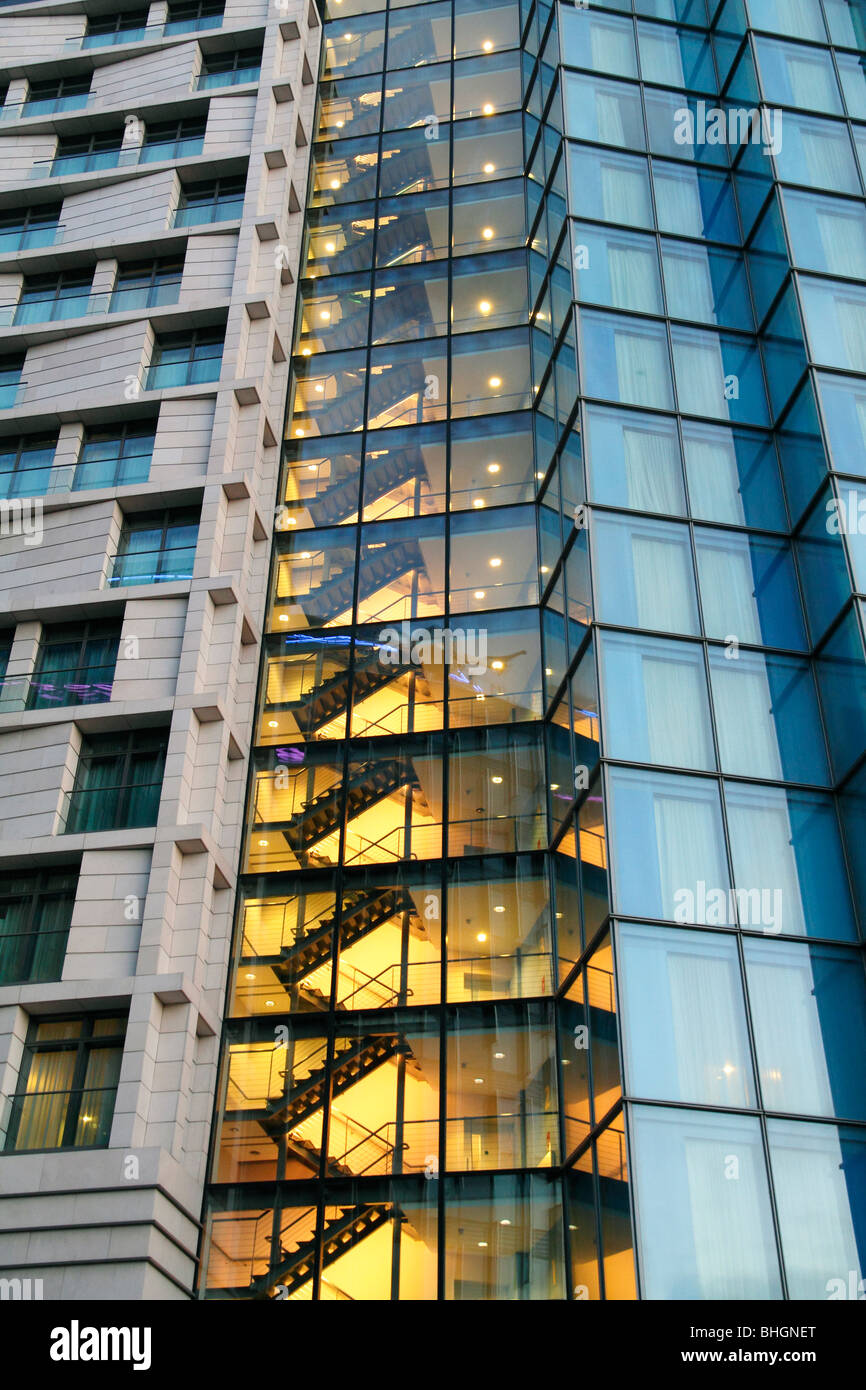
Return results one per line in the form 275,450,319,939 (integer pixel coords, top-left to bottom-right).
476,931,487,943
245,972,255,980
550,783,559,791
491,659,504,671
294,428,304,436
482,39,494,51
500,1219,511,1227
325,241,336,252
315,383,325,392
488,376,502,389
344,32,352,39
472,498,485,508
474,590,486,599
482,227,494,240
330,178,340,188
478,1241,488,1248
483,162,495,174
301,347,312,356
279,615,289,622
540,565,549,574
493,905,505,913
489,556,502,567
487,462,500,473
494,1052,505,1059
319,309,331,321
491,775,503,784
479,300,491,314
545,667,553,676
258,839,268,846
474,1077,484,1084
268,720,279,728
265,1000,275,1008
301,551,311,559
335,120,344,128
482,103,494,115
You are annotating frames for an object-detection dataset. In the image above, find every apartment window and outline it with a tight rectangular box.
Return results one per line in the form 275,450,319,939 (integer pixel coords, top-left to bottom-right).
82,9,149,47
140,116,206,164
25,74,91,117
73,419,155,491
146,327,223,388
52,129,124,176
4,1014,126,1152
0,205,61,254
0,866,77,985
174,174,245,226
164,0,224,34
110,258,183,313
28,619,121,710
109,507,199,587
14,270,92,325
64,727,168,833
0,356,24,409
197,45,262,89
0,434,57,498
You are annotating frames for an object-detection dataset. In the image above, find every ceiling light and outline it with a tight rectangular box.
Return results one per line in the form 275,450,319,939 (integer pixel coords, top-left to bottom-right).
482,162,495,174
279,615,289,622
488,376,502,389
319,309,331,321
301,348,311,356
482,103,494,115
268,720,279,728
482,227,494,240
479,300,491,314
500,1219,511,1227
258,839,268,846
487,462,500,473
476,932,487,943
344,32,352,39
472,498,485,508
535,470,544,480
491,775,503,784
474,1077,484,1084
325,241,336,252
330,178,340,189
539,565,549,574
494,1052,505,1059
301,551,311,559
335,120,344,128
294,428,304,436
482,39,494,51
478,1241,488,1248
493,905,505,913
489,556,502,567
315,383,325,392
545,667,553,676
474,589,486,599
491,659,504,671
245,973,256,980
265,1000,275,1007
550,783,559,791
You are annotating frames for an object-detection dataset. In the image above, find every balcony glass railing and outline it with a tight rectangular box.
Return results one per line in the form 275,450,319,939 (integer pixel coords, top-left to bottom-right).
8,291,93,325
108,282,181,313
164,13,222,33
1,93,89,121
33,136,204,179
63,778,163,833
4,1084,117,1150
145,354,222,390
174,198,243,227
0,223,61,253
108,546,196,587
196,65,260,90
0,381,25,409
81,25,147,49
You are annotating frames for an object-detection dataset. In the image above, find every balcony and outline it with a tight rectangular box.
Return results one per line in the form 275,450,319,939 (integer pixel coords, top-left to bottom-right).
0,92,90,121
31,135,205,180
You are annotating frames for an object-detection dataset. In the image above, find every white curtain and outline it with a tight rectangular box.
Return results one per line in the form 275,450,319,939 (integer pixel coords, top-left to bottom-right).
644,656,712,768
685,1134,778,1299
696,540,761,643
745,956,832,1116
801,127,855,191
601,160,650,226
664,249,715,323
787,54,840,113
632,533,695,633
837,297,866,373
640,29,685,87
590,19,634,77
655,169,703,236
770,1132,863,1299
623,427,681,513
711,660,783,779
683,431,744,523
608,244,660,314
817,210,866,279
668,949,748,1106
596,91,626,145
615,328,670,407
654,792,728,922
673,336,727,418
726,795,807,936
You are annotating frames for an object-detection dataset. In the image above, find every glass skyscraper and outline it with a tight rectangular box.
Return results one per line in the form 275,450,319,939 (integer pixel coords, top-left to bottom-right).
200,0,866,1301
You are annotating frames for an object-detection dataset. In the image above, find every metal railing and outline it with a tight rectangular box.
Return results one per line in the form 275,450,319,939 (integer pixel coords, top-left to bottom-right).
4,1084,117,1151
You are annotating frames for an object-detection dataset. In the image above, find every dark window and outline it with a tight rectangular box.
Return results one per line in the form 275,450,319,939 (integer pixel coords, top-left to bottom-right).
0,866,77,985
0,205,61,254
146,328,223,389
0,434,57,498
109,507,199,586
164,0,224,35
4,1013,127,1151
0,356,25,409
141,116,206,163
198,45,262,88
25,73,91,115
83,10,149,47
14,270,93,325
73,419,155,491
28,619,121,710
175,174,245,227
0,630,11,684
110,257,184,312
64,727,168,833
